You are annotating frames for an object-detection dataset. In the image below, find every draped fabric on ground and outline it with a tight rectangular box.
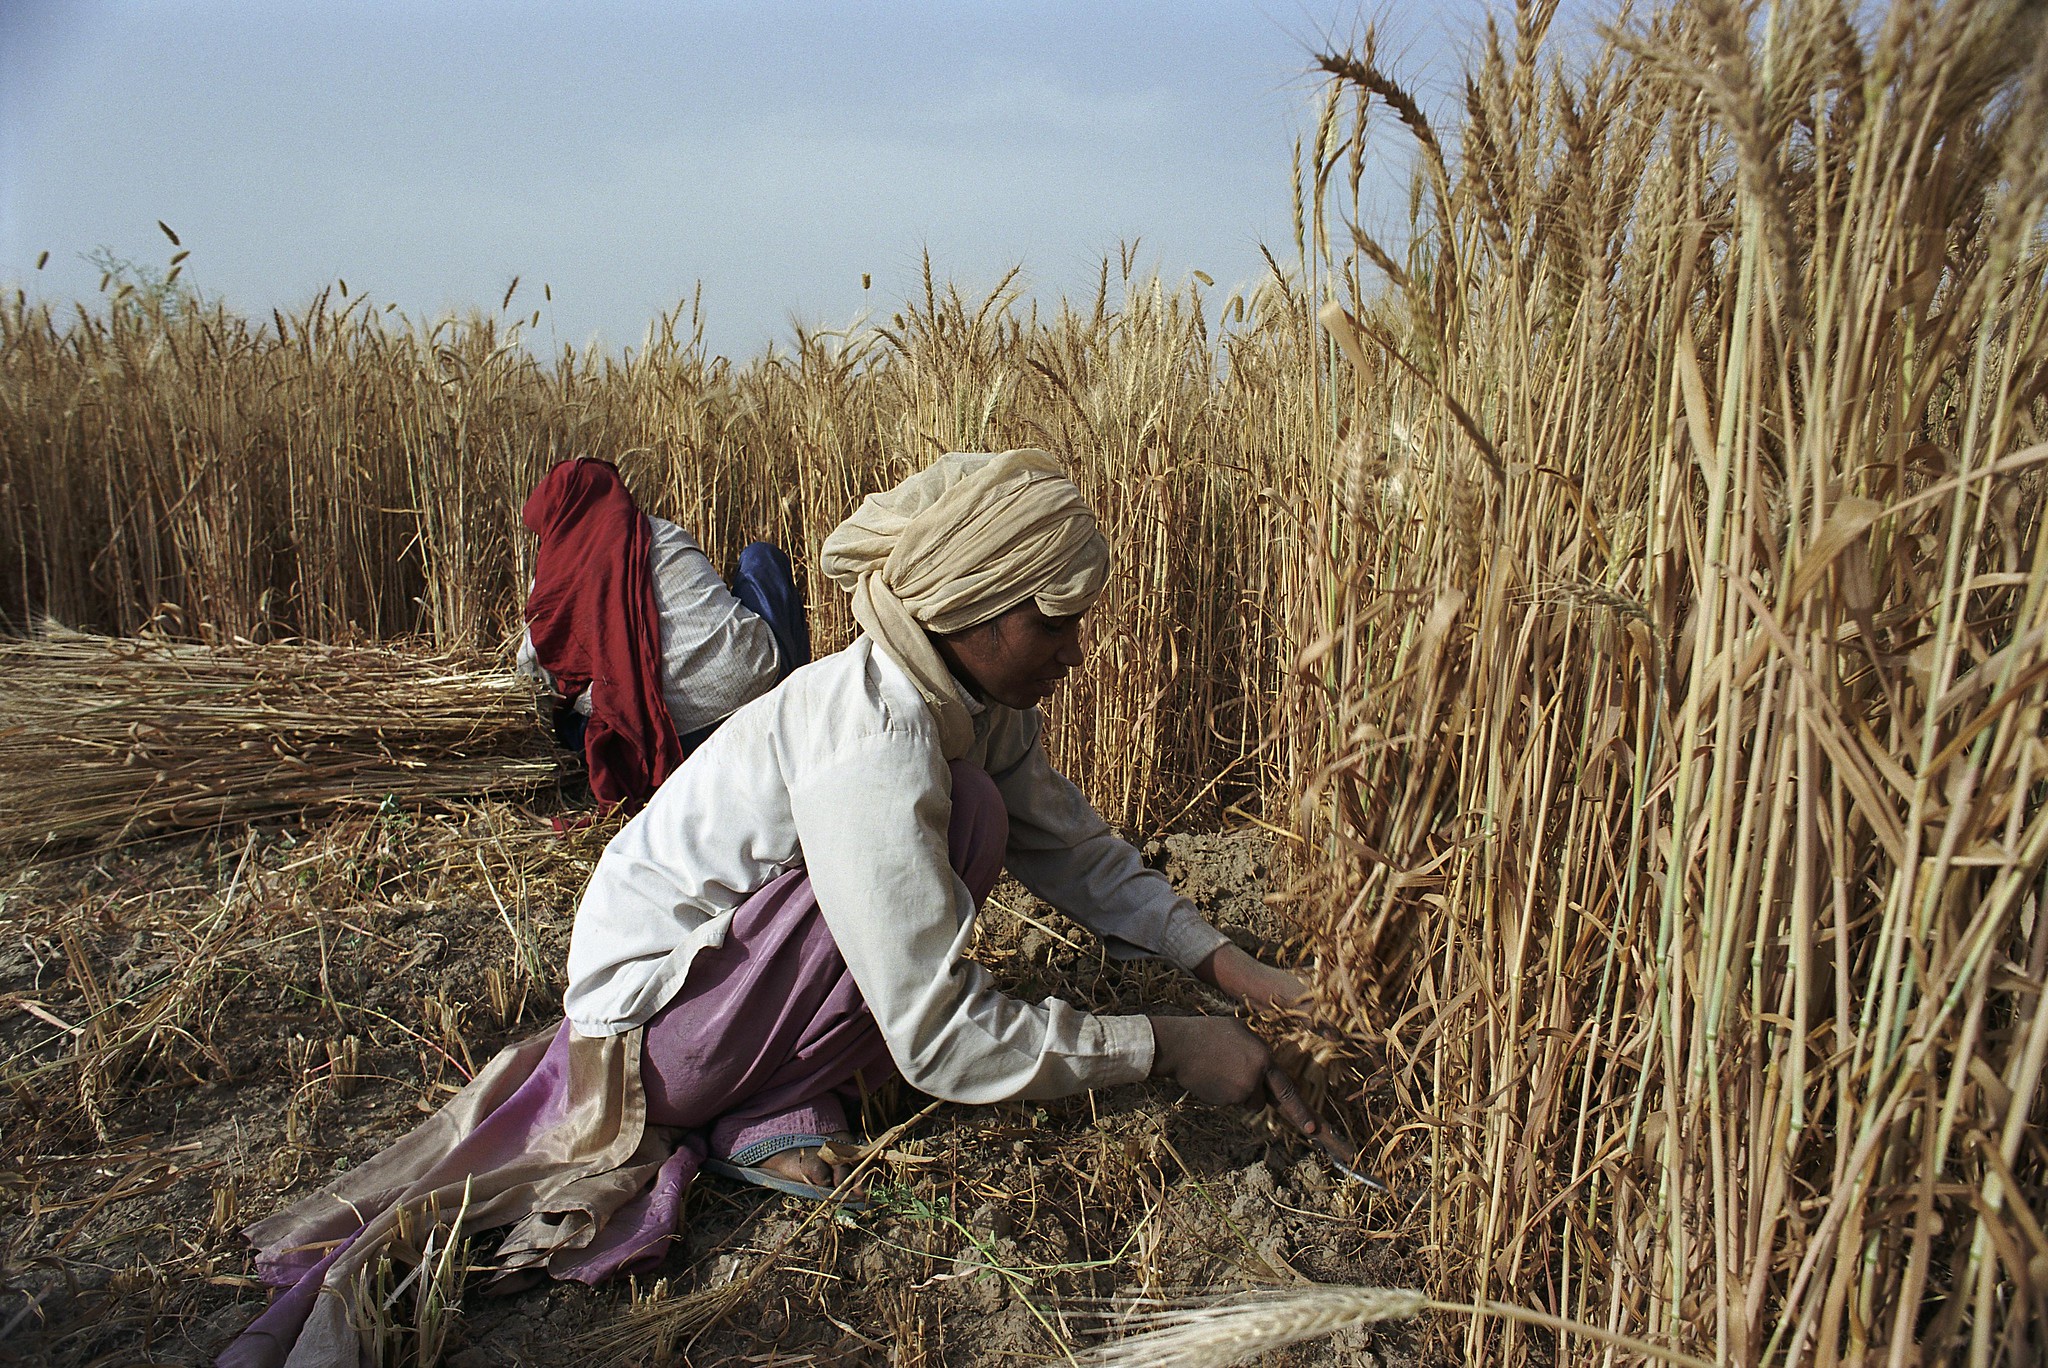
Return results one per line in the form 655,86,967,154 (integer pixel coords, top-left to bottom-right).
221,1025,667,1368
818,450,1109,760
521,457,683,812
221,762,1009,1368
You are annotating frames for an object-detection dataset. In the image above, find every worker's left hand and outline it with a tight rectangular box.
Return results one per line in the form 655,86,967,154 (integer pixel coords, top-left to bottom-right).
1195,943,1311,1014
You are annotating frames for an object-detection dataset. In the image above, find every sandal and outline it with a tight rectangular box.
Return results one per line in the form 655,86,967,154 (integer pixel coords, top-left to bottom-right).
703,1132,868,1209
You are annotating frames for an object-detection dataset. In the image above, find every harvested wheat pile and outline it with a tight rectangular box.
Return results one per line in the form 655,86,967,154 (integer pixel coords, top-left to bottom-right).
0,630,564,853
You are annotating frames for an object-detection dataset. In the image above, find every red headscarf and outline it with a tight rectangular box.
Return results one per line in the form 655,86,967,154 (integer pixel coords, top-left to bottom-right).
521,458,683,812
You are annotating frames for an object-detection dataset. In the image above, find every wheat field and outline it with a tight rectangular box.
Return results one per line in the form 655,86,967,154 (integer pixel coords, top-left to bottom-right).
4,0,2045,1363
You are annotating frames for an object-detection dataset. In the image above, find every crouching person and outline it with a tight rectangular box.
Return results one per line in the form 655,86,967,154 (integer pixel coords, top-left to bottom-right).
221,449,1310,1368
516,455,810,813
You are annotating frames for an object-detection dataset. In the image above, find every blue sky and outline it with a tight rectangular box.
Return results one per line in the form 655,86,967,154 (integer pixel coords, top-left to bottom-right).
2,1,1498,360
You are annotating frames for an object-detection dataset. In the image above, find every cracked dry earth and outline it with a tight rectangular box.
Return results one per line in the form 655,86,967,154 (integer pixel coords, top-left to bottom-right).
1,810,1419,1367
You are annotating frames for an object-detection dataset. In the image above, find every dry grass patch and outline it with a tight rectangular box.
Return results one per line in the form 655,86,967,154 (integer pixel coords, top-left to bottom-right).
0,816,1409,1368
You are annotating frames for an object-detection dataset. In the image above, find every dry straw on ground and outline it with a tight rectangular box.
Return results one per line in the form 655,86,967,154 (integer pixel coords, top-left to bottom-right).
0,629,562,853
1,0,2045,1363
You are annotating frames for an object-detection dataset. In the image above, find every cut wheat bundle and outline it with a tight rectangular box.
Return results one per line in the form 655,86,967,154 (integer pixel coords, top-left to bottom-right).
0,628,564,853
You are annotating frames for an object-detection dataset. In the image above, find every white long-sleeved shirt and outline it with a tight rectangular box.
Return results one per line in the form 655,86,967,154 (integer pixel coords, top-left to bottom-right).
516,515,782,735
563,636,1230,1103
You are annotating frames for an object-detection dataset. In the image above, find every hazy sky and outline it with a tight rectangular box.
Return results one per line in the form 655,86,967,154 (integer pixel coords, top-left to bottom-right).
2,1,1496,360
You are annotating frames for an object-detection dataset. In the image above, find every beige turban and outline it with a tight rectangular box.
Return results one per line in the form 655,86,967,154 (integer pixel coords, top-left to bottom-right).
819,449,1110,758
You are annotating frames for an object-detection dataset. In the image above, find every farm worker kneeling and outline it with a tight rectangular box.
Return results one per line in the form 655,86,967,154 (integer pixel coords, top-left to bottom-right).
515,455,810,813
222,450,1315,1368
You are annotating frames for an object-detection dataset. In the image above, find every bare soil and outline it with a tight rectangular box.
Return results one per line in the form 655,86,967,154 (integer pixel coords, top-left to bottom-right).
0,807,1419,1367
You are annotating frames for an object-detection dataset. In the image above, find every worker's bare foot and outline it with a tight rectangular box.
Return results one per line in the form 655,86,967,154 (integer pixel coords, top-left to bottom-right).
756,1132,860,1192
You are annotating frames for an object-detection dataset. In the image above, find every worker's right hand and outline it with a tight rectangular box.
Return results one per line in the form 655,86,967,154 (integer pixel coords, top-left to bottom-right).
1147,1015,1276,1109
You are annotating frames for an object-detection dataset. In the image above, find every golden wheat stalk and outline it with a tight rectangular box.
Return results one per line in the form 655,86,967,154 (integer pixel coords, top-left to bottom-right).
1078,1285,1721,1368
1077,1286,1426,1368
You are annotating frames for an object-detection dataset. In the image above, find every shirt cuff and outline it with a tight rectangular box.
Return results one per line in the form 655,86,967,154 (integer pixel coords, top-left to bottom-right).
1092,1012,1156,1083
1158,902,1231,972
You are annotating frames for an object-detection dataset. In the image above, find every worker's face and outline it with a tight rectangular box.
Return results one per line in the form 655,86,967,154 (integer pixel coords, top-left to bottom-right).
937,604,1088,710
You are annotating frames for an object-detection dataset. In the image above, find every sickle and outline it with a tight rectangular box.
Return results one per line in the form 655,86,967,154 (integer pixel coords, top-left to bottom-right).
1263,1066,1386,1191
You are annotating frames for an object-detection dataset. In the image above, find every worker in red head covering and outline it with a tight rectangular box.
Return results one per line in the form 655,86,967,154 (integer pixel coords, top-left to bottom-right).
517,457,808,812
